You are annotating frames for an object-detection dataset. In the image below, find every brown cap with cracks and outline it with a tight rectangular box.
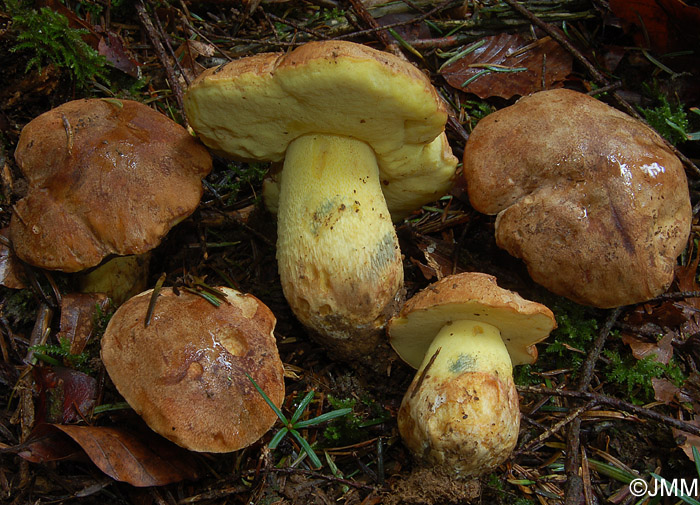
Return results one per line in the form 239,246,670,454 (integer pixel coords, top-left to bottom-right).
101,287,284,453
463,89,691,308
10,98,212,273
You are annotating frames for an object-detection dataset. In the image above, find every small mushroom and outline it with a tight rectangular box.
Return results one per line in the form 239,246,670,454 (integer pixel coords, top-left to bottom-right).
462,89,691,308
100,287,285,453
185,41,457,357
389,272,556,476
9,98,212,303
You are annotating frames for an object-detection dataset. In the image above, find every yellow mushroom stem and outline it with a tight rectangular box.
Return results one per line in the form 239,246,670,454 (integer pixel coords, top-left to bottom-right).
79,253,151,306
276,133,403,358
398,319,521,477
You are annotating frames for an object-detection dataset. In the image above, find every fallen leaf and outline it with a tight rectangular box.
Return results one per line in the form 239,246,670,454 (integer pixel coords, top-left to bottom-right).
98,32,141,78
0,228,26,289
56,293,111,356
54,424,200,486
33,366,97,424
16,422,200,486
672,420,700,462
652,377,680,404
623,301,688,329
440,33,572,99
621,331,674,364
175,39,216,80
609,0,700,53
17,423,85,463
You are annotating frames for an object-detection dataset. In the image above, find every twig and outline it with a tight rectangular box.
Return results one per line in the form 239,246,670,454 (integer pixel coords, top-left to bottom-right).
564,307,621,505
518,385,700,437
410,347,440,398
136,2,186,118
515,401,595,454
649,290,700,302
267,12,331,40
347,0,404,58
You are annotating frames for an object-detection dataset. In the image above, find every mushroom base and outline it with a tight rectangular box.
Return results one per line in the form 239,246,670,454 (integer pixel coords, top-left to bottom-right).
397,319,520,477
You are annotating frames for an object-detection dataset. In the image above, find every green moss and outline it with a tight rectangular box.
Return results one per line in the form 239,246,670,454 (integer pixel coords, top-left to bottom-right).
602,350,686,404
323,395,391,445
8,0,109,89
31,336,92,373
639,85,693,145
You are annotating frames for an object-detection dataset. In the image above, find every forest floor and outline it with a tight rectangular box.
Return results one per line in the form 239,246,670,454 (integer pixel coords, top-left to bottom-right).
1,0,700,504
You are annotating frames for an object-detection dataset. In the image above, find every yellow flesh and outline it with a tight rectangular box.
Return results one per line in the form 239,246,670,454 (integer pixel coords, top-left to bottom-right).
276,133,403,345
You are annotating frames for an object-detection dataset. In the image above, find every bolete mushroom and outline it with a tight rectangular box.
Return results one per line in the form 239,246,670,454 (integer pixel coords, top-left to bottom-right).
184,41,457,358
9,98,212,303
462,89,691,308
101,286,285,453
389,272,556,476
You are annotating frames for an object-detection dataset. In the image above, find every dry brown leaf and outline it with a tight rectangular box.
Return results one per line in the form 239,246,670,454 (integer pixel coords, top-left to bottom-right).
610,0,700,53
33,366,97,424
672,420,700,462
53,425,200,487
621,331,674,364
0,228,26,289
56,293,111,356
652,377,681,404
440,33,572,99
98,32,141,78
175,39,216,80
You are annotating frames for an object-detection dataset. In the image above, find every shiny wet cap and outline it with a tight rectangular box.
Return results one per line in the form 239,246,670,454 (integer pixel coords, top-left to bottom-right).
10,99,212,272
101,287,285,453
463,89,691,307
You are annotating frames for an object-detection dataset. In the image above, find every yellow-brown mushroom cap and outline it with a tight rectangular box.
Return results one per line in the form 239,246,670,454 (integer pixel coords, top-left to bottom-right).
100,287,285,453
10,99,212,273
462,89,691,308
184,40,457,220
388,272,557,367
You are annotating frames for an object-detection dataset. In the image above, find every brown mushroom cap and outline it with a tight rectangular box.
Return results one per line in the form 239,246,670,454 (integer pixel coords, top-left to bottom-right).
463,89,691,308
10,99,212,273
100,287,285,453
388,272,556,367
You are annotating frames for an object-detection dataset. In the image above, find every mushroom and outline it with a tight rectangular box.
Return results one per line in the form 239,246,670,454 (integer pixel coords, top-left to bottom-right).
389,272,556,476
462,88,691,308
184,41,457,358
9,98,212,303
100,286,285,453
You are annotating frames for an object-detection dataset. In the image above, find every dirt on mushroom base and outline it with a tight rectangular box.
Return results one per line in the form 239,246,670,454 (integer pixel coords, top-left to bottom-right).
381,467,481,505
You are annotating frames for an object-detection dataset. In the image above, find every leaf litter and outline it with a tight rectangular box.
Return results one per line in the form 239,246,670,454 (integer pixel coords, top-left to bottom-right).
0,0,699,503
